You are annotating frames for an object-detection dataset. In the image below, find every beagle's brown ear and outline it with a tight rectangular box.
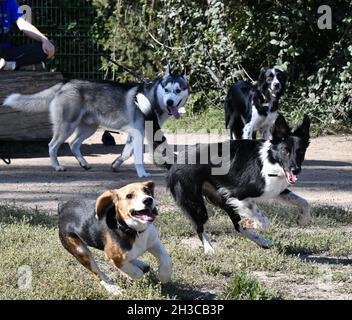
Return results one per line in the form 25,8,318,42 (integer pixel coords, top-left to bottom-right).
144,181,155,190
95,190,116,220
143,181,155,196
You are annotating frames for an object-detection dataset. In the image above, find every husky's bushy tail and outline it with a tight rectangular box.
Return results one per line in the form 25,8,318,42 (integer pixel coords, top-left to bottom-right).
3,83,64,112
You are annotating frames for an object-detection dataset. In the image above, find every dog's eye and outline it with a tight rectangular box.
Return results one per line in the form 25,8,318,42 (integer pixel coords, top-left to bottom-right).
175,89,181,94
165,88,170,93
143,187,151,195
126,194,133,200
282,149,289,156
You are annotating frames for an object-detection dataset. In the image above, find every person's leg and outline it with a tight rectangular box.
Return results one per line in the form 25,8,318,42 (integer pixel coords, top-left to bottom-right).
2,42,48,69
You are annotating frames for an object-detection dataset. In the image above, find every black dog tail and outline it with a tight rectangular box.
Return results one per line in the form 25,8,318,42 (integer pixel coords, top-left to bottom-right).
135,93,176,170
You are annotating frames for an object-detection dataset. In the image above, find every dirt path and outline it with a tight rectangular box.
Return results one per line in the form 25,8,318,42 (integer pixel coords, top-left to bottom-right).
0,131,351,214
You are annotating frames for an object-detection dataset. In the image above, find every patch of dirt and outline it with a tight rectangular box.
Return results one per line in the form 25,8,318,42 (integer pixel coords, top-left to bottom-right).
0,132,351,214
252,267,352,300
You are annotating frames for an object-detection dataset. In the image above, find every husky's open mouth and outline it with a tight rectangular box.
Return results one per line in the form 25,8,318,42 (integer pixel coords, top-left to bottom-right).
131,208,158,222
167,100,183,119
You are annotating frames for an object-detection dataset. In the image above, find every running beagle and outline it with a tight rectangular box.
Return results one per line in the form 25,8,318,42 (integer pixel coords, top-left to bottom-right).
58,181,172,296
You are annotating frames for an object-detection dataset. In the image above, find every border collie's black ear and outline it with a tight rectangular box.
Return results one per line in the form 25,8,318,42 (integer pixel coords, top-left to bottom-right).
272,114,291,142
277,69,287,94
293,114,310,142
258,68,268,86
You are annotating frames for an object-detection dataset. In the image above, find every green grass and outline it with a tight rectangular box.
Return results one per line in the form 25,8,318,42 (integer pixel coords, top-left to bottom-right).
1,197,352,300
163,107,352,136
222,273,279,300
164,108,226,133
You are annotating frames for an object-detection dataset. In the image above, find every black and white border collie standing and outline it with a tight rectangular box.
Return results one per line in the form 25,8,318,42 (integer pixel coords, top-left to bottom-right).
225,68,287,140
138,97,311,253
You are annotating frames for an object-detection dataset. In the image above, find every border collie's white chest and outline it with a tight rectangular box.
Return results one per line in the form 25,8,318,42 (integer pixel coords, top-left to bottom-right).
251,105,277,131
258,141,288,199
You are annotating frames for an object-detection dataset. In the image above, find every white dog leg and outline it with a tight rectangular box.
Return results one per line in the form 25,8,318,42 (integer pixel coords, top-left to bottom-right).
199,232,215,254
262,127,271,140
49,125,75,171
69,124,97,170
130,127,151,178
112,135,134,171
148,240,172,283
242,123,253,140
237,225,273,248
118,262,145,280
227,198,270,231
131,259,150,273
278,189,311,226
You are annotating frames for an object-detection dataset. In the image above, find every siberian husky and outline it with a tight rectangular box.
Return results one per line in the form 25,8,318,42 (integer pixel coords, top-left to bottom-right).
3,66,189,177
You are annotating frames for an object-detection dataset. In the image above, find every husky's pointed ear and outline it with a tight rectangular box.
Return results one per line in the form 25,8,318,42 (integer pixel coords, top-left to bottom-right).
293,114,310,142
272,114,291,143
164,64,171,76
181,69,188,81
95,190,116,220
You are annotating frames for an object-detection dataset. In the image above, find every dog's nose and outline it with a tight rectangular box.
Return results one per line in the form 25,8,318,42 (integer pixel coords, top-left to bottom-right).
167,99,174,107
274,83,281,89
291,167,301,175
143,197,153,207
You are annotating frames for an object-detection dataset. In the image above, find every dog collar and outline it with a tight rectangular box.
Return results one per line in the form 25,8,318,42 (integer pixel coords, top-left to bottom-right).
116,220,146,237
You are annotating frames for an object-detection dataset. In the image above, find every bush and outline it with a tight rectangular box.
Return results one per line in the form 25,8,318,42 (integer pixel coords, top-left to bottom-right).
89,0,352,128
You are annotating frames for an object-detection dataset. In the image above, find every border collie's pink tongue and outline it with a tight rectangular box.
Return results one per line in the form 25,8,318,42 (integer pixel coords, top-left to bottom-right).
135,210,156,222
170,106,180,119
286,171,298,184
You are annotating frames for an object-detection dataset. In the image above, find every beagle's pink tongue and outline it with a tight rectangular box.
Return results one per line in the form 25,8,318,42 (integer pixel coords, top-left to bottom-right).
136,210,156,222
170,106,180,119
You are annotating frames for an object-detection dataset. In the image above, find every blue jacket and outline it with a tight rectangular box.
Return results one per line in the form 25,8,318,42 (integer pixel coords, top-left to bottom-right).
0,0,24,48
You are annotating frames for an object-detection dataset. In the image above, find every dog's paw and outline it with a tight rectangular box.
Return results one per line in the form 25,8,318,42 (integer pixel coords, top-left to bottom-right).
159,273,172,284
158,263,172,284
253,219,270,231
111,159,123,172
259,238,274,249
137,171,151,178
80,164,91,171
54,165,66,172
203,242,215,255
240,218,255,229
100,281,124,296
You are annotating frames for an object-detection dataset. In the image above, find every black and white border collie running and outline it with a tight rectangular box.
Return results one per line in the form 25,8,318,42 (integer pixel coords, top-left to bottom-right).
168,115,310,253
225,67,287,140
139,106,311,253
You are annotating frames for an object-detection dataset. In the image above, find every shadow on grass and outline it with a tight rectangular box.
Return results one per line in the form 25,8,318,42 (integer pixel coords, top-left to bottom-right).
276,243,327,256
0,203,57,228
161,282,217,300
300,255,352,266
143,272,217,300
